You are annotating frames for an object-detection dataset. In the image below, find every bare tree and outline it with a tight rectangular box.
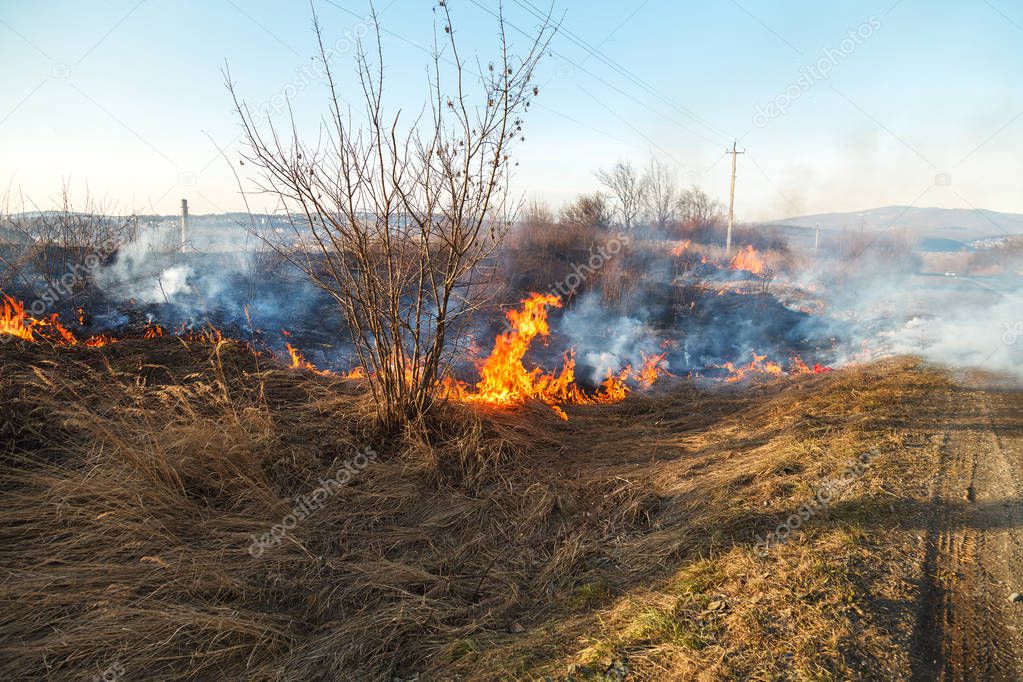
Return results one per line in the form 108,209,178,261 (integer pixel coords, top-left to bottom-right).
229,4,553,427
559,192,611,231
596,160,645,230
677,186,720,229
643,157,679,229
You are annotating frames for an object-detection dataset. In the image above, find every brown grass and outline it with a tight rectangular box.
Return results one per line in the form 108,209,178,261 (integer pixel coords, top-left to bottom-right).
0,337,950,680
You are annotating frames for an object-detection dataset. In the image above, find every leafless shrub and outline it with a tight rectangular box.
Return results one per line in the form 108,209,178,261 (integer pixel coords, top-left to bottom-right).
230,5,553,428
0,182,137,298
560,192,612,233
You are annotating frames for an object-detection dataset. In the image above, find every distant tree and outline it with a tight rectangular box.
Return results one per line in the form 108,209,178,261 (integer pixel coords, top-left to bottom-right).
677,186,720,228
596,160,645,230
523,200,554,229
643,158,679,229
560,193,612,231
513,200,556,247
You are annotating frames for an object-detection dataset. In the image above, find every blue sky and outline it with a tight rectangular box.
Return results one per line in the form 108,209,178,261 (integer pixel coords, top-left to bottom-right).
2,0,1023,220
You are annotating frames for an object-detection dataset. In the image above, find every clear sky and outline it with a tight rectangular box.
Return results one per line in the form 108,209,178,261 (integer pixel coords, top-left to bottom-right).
2,0,1022,221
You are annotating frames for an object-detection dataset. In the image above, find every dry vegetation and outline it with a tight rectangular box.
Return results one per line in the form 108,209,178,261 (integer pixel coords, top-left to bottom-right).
0,332,954,680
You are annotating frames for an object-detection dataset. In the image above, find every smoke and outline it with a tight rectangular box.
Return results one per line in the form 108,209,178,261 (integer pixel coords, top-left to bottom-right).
20,205,1018,385
86,220,341,357
876,293,1022,378
795,231,1023,380
558,292,664,383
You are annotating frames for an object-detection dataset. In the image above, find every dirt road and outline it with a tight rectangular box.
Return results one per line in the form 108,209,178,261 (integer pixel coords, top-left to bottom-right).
910,379,1023,680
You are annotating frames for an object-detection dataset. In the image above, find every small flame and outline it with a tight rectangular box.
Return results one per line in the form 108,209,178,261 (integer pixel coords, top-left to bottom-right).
0,296,35,341
719,353,831,382
729,245,766,275
143,322,164,339
670,239,691,257
720,352,783,383
85,335,115,347
286,342,316,370
636,352,669,388
790,355,832,375
44,314,77,345
344,366,367,380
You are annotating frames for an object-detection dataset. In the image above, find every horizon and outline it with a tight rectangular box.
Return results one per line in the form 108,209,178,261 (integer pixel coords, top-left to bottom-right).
4,1,1023,220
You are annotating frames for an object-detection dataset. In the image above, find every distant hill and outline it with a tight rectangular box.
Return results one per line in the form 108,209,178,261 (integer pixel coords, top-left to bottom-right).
764,206,1023,244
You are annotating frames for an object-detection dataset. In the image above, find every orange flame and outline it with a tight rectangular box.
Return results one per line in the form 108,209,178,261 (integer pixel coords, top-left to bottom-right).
0,296,35,341
44,314,77,345
720,353,832,382
721,352,783,383
729,245,765,275
441,294,667,418
85,335,115,347
444,294,585,410
344,366,367,380
286,342,316,370
789,355,832,375
670,239,692,257
598,367,631,401
143,322,164,339
636,352,669,388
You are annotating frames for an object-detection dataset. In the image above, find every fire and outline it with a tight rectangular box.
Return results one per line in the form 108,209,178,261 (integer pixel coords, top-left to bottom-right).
789,355,832,375
729,245,766,275
44,314,77,345
2,291,676,418
719,352,832,382
598,367,631,401
0,297,76,345
0,296,34,341
721,352,783,383
636,352,669,388
449,293,585,408
286,342,317,371
344,366,366,380
283,338,356,378
670,239,691,257
179,324,224,345
85,335,115,347
441,294,668,418
143,322,164,338
0,295,232,349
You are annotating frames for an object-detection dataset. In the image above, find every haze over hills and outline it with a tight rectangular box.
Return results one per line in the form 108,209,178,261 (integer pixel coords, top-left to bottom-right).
765,206,1023,244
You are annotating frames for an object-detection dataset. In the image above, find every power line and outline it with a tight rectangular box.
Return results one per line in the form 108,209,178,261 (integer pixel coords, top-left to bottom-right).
464,0,728,147
320,0,689,153
514,0,729,140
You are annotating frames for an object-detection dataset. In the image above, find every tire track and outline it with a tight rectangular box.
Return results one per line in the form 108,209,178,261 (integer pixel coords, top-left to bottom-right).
911,385,1023,681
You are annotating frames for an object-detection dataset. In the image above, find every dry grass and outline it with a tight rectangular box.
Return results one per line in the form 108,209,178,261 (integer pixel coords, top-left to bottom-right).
0,337,950,680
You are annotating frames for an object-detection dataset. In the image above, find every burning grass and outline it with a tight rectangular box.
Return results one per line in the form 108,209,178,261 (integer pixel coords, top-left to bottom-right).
441,293,670,419
0,330,954,679
0,292,677,420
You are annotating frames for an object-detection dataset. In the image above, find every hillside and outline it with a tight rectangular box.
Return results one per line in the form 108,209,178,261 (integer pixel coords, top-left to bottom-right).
766,206,1023,244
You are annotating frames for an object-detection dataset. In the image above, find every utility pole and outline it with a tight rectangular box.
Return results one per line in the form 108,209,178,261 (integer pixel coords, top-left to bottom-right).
725,140,744,256
180,198,189,253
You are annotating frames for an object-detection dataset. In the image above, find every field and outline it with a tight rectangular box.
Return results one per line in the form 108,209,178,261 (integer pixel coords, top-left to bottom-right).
3,332,1020,680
